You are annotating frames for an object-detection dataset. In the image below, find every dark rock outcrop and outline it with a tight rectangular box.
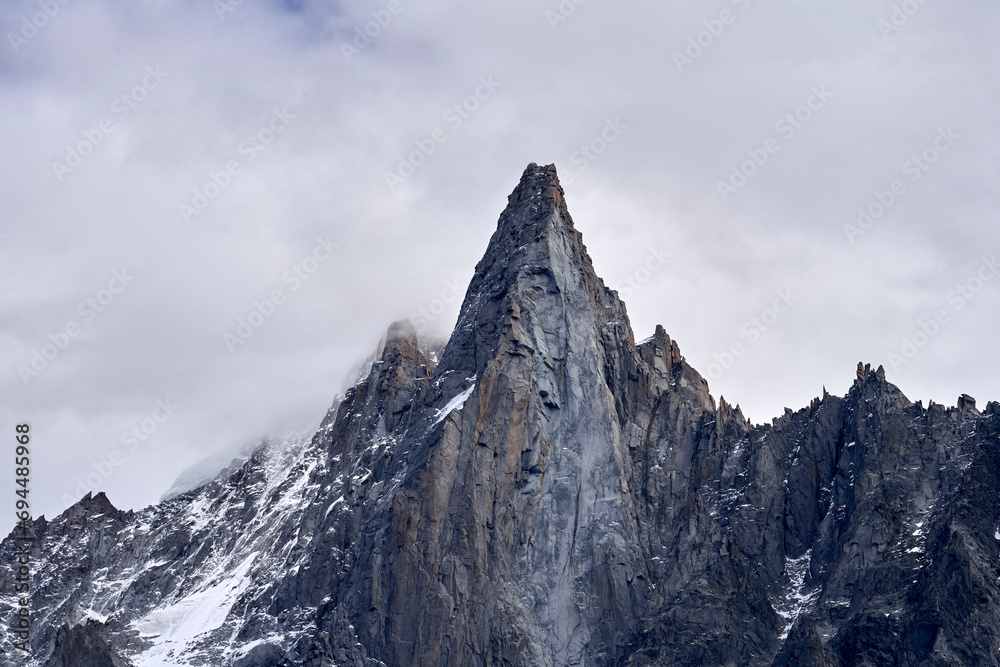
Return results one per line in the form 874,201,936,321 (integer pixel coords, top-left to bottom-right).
43,622,132,667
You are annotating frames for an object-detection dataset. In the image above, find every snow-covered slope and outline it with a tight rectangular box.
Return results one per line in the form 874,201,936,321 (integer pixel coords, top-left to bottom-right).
0,433,333,665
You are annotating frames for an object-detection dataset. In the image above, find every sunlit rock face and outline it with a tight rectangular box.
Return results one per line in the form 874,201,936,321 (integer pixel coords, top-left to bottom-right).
2,164,999,667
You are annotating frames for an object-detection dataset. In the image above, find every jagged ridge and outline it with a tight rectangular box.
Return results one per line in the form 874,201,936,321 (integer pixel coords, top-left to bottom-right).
1,164,999,667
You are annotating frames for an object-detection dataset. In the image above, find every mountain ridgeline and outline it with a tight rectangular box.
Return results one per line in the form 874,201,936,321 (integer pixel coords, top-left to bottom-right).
2,164,999,666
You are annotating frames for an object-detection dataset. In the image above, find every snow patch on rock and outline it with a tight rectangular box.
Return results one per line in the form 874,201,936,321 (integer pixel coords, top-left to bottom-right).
775,549,820,642
133,551,258,666
432,381,476,426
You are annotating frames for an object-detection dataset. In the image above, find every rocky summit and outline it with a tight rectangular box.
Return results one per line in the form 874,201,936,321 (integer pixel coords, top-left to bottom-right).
2,163,999,666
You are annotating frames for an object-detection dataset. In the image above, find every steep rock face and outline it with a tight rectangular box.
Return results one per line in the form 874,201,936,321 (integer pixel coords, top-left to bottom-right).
341,163,680,666
42,622,133,667
1,164,998,667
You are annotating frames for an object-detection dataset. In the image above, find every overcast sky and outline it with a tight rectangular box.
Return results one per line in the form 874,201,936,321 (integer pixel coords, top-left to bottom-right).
2,0,998,532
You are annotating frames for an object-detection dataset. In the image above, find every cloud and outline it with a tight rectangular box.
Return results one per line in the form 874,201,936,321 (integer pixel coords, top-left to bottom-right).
1,0,999,531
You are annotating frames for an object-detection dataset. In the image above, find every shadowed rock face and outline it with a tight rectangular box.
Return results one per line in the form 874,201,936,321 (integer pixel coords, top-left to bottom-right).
43,623,133,667
1,164,999,667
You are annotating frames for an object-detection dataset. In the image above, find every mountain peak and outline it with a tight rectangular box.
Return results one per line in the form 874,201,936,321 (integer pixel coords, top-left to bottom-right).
492,162,575,252
435,162,627,385
381,319,419,361
503,162,567,220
